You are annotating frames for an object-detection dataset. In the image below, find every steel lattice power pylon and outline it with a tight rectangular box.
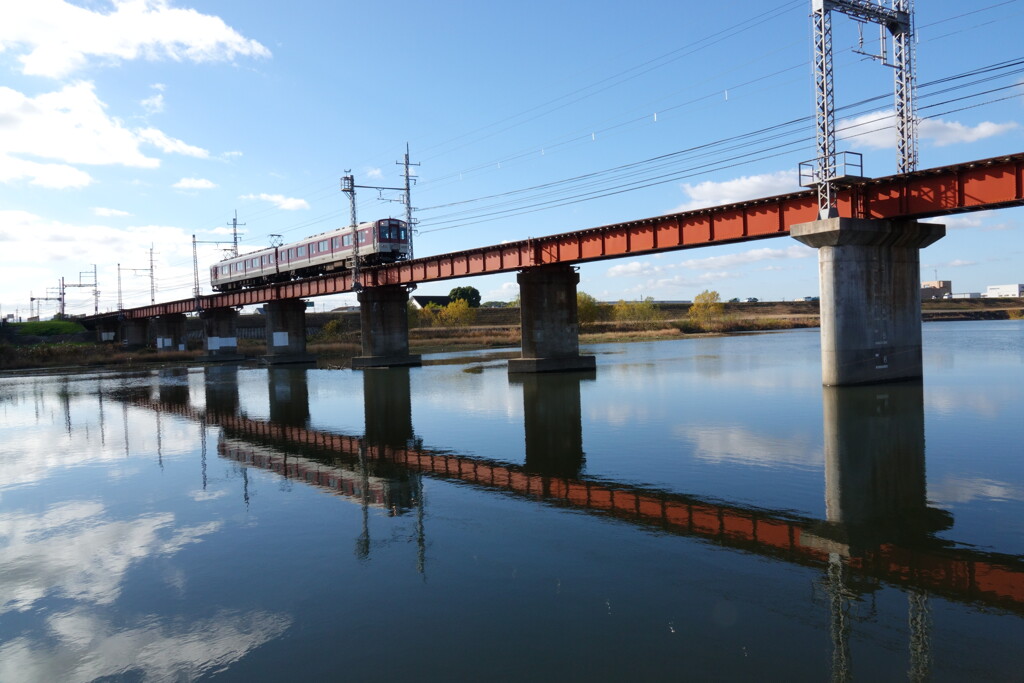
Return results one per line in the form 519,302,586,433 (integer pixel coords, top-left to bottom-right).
808,0,917,218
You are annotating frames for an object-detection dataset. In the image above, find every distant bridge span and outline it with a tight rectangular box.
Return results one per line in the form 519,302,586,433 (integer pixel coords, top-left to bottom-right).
111,152,1024,320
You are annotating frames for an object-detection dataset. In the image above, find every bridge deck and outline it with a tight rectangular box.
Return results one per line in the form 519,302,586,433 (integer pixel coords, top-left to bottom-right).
102,152,1024,320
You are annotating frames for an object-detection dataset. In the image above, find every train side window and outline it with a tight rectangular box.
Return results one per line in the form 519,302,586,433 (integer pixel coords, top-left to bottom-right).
298,246,307,257
332,237,339,249
358,232,366,244
319,240,328,252
342,235,352,247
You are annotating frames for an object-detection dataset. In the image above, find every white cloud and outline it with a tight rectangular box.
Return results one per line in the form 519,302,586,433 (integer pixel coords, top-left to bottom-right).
0,155,94,188
137,128,208,158
92,207,132,217
921,118,1018,147
839,109,1017,149
0,0,271,79
240,193,309,210
365,167,383,180
221,150,243,159
140,93,164,114
673,169,799,212
607,245,813,278
0,210,211,310
0,82,158,171
173,177,216,190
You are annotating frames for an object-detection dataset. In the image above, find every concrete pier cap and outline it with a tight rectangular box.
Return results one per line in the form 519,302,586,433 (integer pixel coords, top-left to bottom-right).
791,217,945,386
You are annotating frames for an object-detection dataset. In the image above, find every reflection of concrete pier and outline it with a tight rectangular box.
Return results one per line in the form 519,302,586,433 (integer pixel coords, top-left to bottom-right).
362,367,414,450
204,365,239,417
157,368,191,407
268,367,310,427
513,370,594,477
806,382,949,555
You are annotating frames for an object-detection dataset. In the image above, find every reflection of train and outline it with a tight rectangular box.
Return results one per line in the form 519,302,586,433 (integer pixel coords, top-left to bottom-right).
210,219,411,292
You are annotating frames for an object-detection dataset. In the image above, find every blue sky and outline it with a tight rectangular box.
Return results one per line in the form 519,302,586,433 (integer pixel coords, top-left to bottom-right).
1,0,1022,317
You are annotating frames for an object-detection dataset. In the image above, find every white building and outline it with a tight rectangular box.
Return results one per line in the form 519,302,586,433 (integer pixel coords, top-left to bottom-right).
985,284,1024,298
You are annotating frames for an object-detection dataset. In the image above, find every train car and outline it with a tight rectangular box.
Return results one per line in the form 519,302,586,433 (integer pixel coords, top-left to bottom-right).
210,218,411,292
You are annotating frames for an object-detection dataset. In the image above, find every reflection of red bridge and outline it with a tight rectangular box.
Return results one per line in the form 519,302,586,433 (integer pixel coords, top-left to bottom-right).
218,437,417,513
135,397,1024,612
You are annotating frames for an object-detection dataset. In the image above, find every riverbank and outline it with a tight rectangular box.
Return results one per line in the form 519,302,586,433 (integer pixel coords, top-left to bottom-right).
1,299,1020,371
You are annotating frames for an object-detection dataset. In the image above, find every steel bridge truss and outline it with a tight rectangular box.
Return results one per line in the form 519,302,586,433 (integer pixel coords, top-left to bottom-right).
810,0,916,218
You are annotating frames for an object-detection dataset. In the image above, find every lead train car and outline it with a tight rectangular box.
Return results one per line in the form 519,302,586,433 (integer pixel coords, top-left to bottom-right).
210,219,411,292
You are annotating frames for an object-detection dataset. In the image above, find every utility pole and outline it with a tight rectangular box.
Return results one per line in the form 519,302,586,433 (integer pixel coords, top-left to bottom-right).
802,0,917,219
191,234,233,309
341,171,408,291
397,143,420,259
65,265,99,315
30,281,64,319
227,211,244,258
120,250,156,308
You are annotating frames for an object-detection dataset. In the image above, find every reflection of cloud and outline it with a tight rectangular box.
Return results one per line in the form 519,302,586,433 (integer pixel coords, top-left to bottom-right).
930,476,1024,505
0,608,290,683
681,426,823,470
926,387,1004,420
0,403,200,492
0,502,220,614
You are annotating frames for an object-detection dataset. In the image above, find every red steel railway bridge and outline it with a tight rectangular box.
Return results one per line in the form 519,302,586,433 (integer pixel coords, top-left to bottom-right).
88,152,1024,383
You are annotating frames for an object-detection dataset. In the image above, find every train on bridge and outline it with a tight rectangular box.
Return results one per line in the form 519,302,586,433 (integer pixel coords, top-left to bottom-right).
210,218,412,292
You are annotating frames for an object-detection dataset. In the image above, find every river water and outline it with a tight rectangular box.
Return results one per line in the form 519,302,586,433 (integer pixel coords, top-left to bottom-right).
0,321,1021,681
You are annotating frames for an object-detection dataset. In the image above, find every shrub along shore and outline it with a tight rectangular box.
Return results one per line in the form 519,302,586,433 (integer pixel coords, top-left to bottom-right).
1,298,1020,371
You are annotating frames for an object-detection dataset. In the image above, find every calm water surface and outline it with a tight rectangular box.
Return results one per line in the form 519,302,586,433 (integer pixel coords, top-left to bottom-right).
0,321,1021,681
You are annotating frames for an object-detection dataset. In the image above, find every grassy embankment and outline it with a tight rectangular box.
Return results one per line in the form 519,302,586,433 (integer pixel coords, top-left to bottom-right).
3,298,1021,370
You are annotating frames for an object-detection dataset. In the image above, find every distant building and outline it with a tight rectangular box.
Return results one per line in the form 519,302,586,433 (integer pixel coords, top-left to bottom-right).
409,295,451,310
985,284,1024,298
920,280,951,300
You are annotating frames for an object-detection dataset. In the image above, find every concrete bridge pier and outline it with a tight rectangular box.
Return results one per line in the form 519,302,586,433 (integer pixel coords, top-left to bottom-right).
791,218,945,386
352,285,421,369
508,264,596,374
120,318,148,349
95,318,119,344
262,299,314,364
152,313,187,352
200,307,244,361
